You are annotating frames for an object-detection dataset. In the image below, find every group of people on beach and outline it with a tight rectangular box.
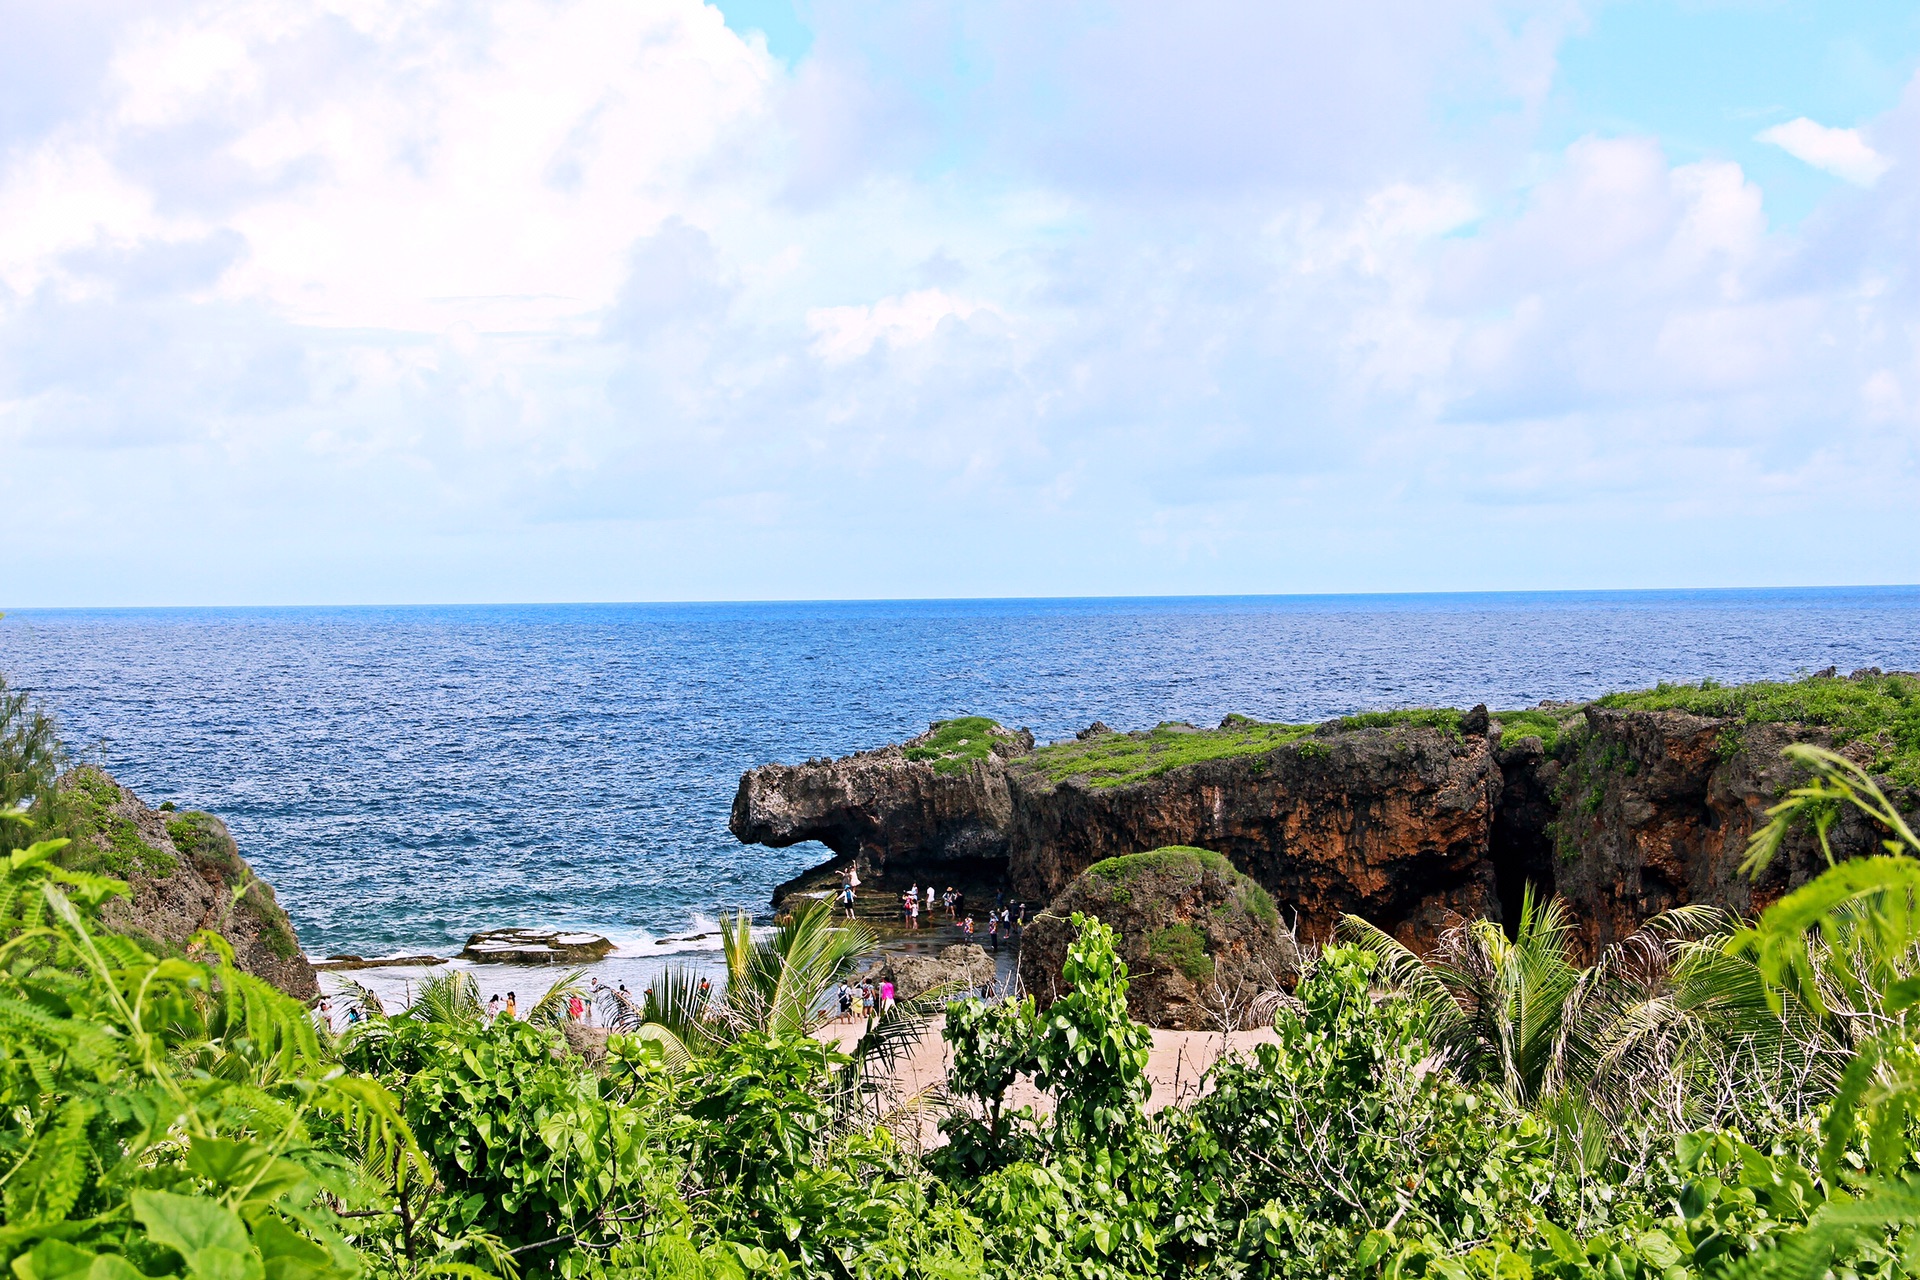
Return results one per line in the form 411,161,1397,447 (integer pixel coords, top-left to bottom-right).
834,978,895,1022
890,882,1026,950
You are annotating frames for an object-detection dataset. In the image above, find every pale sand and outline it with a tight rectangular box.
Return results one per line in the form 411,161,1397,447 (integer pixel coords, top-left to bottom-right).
820,1014,1280,1144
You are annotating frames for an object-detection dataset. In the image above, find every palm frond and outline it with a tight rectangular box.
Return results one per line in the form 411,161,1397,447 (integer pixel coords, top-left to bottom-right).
633,965,721,1048
523,969,588,1029
404,969,484,1028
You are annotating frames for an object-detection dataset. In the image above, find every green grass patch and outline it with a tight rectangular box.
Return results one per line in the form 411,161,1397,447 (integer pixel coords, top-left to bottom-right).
1328,708,1463,735
167,811,243,876
901,716,1006,775
54,768,177,878
1087,847,1278,929
1024,719,1318,789
1089,845,1236,883
1494,708,1581,752
1147,923,1215,981
1596,672,1920,788
1023,709,1468,790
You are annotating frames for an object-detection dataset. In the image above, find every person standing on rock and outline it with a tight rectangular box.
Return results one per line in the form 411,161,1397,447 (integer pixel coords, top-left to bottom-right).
963,915,975,940
486,994,501,1022
840,881,857,919
987,913,999,952
880,979,895,1012
505,992,517,1020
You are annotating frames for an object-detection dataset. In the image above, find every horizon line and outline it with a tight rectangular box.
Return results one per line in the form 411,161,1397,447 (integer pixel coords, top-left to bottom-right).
6,582,1920,613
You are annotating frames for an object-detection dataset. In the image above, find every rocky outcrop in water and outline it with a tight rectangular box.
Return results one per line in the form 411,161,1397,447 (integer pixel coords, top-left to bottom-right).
57,767,319,999
731,721,1034,882
731,675,1920,953
461,928,615,964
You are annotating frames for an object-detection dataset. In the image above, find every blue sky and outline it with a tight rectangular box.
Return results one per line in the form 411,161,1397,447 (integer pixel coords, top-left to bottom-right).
2,0,1917,605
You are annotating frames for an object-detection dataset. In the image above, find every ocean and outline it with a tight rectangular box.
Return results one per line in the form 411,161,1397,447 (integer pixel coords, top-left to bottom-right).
2,589,1916,972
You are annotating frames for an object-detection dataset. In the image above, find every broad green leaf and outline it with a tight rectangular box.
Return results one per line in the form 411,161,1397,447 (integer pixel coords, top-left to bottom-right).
133,1191,251,1263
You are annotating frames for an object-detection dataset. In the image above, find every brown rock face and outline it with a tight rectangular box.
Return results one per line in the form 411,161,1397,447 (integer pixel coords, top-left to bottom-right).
730,723,1034,881
1018,847,1300,1030
730,703,1919,957
861,943,998,1001
1006,725,1502,947
59,768,319,999
1534,709,1919,951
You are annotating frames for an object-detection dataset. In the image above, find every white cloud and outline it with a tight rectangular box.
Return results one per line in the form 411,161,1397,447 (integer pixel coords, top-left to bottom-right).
1757,118,1891,187
2,1,1919,603
806,289,992,363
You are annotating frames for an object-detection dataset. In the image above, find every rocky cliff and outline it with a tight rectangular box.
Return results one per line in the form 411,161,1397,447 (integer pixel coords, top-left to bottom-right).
732,720,1034,884
1006,715,1501,946
1520,706,1918,951
1019,847,1302,1029
731,673,1920,951
54,767,319,999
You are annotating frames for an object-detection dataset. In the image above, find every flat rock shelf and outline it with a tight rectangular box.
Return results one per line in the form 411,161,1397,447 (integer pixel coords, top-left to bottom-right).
313,954,448,972
460,928,616,965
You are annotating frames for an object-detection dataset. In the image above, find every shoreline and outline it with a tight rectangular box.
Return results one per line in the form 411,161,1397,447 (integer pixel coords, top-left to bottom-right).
317,912,1022,1013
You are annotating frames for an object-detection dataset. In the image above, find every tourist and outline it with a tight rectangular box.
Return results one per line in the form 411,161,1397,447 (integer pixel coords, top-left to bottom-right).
987,913,999,952
343,1004,361,1028
315,999,333,1034
927,884,937,917
838,983,853,1023
486,993,501,1022
567,993,584,1023
505,991,517,1020
908,894,919,929
880,979,895,1012
903,887,914,925
841,881,857,919
963,915,974,939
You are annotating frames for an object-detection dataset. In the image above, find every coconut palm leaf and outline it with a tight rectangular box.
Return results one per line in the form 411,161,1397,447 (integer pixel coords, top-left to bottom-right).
403,969,484,1028
523,969,588,1029
632,964,721,1047
722,899,874,1037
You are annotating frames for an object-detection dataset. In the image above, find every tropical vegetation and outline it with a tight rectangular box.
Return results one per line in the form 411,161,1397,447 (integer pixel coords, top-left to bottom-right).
7,672,1920,1277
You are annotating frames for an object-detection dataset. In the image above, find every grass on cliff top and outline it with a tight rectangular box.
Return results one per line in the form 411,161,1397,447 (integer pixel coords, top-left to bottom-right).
901,716,1005,775
53,767,177,878
1596,671,1920,787
1086,846,1278,929
1494,707,1584,752
1022,709,1463,790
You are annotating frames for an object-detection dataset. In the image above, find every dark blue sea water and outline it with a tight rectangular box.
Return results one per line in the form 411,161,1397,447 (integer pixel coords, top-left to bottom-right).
1,589,1915,959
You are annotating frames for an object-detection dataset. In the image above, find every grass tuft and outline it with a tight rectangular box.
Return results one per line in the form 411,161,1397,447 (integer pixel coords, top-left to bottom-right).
901,716,1007,775
1022,709,1468,790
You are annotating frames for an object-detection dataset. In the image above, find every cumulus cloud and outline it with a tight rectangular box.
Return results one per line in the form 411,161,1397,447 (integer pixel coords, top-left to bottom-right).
1757,118,1892,187
806,290,991,363
1,0,1918,603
